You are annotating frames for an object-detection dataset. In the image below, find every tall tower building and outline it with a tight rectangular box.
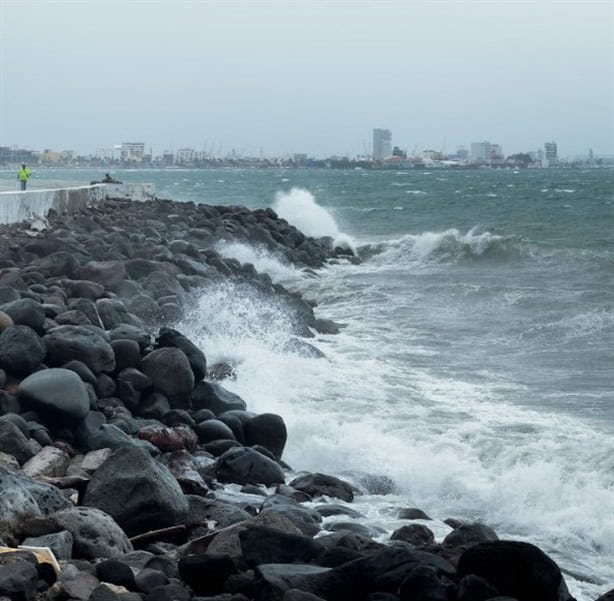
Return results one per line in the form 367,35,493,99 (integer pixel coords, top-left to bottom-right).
544,142,558,167
373,129,392,160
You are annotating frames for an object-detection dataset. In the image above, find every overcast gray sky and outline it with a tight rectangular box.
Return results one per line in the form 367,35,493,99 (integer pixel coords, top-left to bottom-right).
1,0,612,157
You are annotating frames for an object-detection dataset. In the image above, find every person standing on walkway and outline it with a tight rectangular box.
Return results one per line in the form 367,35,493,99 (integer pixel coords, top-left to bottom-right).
17,163,32,190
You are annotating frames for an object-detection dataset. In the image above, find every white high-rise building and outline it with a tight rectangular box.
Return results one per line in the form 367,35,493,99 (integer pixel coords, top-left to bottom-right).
373,129,392,160
470,141,492,162
544,142,558,167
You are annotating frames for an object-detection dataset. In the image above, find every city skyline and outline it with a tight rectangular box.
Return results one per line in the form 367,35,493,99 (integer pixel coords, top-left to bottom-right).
0,2,612,157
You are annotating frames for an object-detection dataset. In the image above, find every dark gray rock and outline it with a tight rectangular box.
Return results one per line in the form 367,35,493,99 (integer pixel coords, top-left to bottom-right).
261,496,322,537
43,325,115,373
0,325,46,376
398,566,447,601
289,473,354,502
457,574,500,601
18,368,90,421
457,541,574,601
240,525,324,566
0,420,34,464
95,298,133,330
62,359,97,386
82,446,188,536
216,446,285,487
23,529,74,560
443,522,499,547
192,381,247,415
195,419,237,443
156,327,207,382
185,495,251,529
141,347,194,408
253,564,333,601
244,413,287,459
398,507,431,520
111,338,142,371
96,559,136,589
0,298,45,330
76,261,126,290
0,559,39,601
315,504,364,519
391,524,435,547
108,324,151,351
178,553,237,597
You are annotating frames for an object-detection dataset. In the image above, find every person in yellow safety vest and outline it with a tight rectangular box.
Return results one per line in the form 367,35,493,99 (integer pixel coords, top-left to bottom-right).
17,163,32,190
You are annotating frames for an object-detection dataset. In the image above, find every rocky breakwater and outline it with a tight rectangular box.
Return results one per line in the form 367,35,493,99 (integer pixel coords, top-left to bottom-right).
0,195,606,601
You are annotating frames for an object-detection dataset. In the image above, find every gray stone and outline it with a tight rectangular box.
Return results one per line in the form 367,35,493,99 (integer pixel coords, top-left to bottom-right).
43,325,115,373
22,445,70,478
18,368,90,421
0,421,34,465
0,325,46,376
141,347,194,408
23,529,73,560
216,446,285,487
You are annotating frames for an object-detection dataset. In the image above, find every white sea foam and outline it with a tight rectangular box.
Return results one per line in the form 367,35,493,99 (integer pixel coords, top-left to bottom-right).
215,240,300,283
273,187,357,254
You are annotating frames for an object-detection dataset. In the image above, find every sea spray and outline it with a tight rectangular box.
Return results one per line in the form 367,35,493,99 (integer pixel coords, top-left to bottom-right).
274,187,357,254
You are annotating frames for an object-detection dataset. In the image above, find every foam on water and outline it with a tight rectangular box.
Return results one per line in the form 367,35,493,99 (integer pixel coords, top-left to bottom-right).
215,240,300,283
180,256,613,600
274,187,357,253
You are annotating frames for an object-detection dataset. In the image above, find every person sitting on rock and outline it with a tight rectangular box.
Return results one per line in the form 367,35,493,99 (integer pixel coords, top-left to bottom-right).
102,173,122,184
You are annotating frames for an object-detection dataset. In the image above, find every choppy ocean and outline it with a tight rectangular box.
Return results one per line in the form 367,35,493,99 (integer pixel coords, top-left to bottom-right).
2,167,613,599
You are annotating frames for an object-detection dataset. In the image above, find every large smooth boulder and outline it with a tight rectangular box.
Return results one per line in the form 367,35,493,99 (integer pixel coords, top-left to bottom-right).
192,381,247,415
398,566,447,601
261,495,322,536
95,299,133,330
254,564,334,601
443,523,499,547
22,530,74,560
457,541,574,601
240,525,324,566
18,368,90,421
0,559,39,601
156,327,207,382
216,446,285,486
141,347,194,408
244,413,287,459
289,473,354,502
82,446,188,536
43,325,115,373
0,325,46,376
178,553,237,597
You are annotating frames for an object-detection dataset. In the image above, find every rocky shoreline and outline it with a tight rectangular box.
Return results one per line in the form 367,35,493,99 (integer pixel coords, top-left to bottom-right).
0,196,608,601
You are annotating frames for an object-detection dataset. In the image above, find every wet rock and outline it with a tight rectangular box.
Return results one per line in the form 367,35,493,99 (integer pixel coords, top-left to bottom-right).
457,574,500,601
244,413,287,459
391,524,435,547
192,381,247,415
96,559,136,589
261,496,322,536
62,359,98,386
315,504,364,519
134,568,168,594
61,570,100,600
76,261,126,290
82,446,188,537
457,541,574,601
253,564,333,601
96,299,134,329
43,325,115,373
195,419,237,444
398,507,431,521
108,324,151,352
111,339,142,371
141,347,194,408
240,525,324,566
216,446,285,486
0,309,15,332
179,553,237,596
0,325,46,376
398,566,447,601
18,368,90,421
443,523,499,547
185,495,251,529
289,473,354,502
156,327,207,382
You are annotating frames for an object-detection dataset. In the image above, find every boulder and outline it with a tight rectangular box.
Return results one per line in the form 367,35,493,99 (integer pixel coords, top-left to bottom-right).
390,524,435,547
398,566,447,601
185,495,251,529
108,324,151,351
240,525,324,566
178,553,238,596
0,298,45,330
50,506,133,559
216,446,285,486
443,523,499,547
457,574,500,601
253,564,334,601
18,368,90,421
457,541,574,601
0,420,34,465
192,381,247,415
0,325,46,376
22,530,74,560
76,261,126,290
82,446,188,536
141,347,194,408
43,325,115,373
289,473,354,502
156,327,207,382
111,338,142,371
244,413,287,459
95,298,134,330
0,559,39,601
195,419,237,444
261,495,322,537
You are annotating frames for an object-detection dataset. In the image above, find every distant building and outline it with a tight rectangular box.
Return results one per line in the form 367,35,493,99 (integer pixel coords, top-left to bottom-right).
470,141,492,162
373,129,392,161
544,142,558,167
175,148,195,163
490,144,503,160
120,142,145,162
293,153,308,164
456,146,469,160
392,146,406,158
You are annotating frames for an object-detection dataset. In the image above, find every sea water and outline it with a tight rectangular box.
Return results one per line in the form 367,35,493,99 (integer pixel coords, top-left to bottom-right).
2,167,612,599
